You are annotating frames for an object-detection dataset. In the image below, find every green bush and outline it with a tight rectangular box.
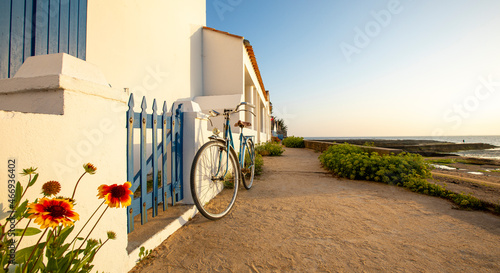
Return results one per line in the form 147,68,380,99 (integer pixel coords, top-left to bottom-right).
319,144,484,210
255,142,284,156
282,136,305,148
255,153,264,175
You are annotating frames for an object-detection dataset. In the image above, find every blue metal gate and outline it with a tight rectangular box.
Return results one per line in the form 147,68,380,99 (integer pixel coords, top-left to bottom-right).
126,94,183,233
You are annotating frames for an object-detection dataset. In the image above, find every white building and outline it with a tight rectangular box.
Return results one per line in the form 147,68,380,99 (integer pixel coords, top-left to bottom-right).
0,1,271,272
197,27,271,143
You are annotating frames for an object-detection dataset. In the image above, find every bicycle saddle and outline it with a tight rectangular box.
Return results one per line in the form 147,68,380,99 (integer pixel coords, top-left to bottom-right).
234,120,252,128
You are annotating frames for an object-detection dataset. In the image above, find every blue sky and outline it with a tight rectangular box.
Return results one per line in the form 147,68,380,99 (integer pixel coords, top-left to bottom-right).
206,0,500,137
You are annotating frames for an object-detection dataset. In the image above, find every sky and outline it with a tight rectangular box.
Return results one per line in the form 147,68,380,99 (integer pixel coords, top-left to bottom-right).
206,0,500,137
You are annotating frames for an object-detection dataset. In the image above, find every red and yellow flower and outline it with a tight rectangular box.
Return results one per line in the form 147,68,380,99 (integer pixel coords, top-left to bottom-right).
97,182,133,208
27,198,79,229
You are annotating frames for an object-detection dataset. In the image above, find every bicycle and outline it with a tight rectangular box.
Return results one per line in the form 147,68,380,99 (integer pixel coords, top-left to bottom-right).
190,102,256,220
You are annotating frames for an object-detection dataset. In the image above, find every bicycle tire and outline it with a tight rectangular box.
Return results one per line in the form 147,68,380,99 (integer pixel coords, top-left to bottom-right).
190,140,239,220
241,138,255,190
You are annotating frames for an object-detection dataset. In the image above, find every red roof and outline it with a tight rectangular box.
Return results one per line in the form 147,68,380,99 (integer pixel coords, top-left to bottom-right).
244,43,267,101
202,26,243,39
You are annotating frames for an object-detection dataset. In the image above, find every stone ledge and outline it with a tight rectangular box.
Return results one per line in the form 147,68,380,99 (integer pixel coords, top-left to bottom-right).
0,53,127,114
0,74,127,115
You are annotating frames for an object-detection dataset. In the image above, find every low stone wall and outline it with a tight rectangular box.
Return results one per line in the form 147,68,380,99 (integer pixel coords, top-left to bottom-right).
401,143,496,153
304,140,403,155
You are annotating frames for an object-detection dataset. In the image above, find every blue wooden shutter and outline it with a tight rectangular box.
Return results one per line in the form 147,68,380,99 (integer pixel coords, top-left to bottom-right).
0,0,87,79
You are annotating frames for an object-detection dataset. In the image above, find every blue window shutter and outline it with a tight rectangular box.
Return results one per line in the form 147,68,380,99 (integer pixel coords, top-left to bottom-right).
0,0,12,79
0,0,87,79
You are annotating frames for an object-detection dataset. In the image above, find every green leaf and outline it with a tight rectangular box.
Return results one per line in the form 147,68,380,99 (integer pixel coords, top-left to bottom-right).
14,227,41,236
28,173,39,187
1,253,10,272
15,245,36,264
58,255,73,273
55,243,72,257
15,242,46,265
46,257,59,272
57,226,74,244
14,182,23,206
33,253,45,273
14,200,29,220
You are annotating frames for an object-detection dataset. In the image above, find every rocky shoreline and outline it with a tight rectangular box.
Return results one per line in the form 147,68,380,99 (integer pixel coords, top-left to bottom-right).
316,139,497,157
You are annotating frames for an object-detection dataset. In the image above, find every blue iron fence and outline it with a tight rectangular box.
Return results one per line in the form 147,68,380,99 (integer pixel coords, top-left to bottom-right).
0,0,87,79
126,94,183,233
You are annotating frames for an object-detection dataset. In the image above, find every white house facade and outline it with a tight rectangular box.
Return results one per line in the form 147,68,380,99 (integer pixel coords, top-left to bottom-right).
0,0,271,272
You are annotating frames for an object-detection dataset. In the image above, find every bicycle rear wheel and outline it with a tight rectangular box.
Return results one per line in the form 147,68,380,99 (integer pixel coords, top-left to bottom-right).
190,140,239,220
241,138,255,190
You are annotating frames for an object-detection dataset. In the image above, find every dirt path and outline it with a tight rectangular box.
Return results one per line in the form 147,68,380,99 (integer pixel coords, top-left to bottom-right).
130,148,500,272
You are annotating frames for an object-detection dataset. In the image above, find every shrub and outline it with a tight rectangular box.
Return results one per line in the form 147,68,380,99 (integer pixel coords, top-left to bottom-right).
282,136,305,148
319,144,484,210
254,153,264,175
255,142,284,156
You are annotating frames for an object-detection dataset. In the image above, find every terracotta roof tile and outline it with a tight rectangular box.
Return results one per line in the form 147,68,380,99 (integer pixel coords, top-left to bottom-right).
202,26,243,39
244,43,268,101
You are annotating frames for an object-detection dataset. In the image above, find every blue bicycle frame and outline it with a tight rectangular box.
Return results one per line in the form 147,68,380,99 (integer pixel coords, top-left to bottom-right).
213,109,254,179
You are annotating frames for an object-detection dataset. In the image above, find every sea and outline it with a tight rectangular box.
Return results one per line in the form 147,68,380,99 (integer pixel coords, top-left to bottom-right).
306,135,500,160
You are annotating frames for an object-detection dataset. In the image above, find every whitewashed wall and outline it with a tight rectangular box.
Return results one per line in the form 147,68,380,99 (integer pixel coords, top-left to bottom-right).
86,0,206,106
202,28,244,96
0,54,130,273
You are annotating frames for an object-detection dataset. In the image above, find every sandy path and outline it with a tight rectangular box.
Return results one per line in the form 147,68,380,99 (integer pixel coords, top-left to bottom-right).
130,148,500,272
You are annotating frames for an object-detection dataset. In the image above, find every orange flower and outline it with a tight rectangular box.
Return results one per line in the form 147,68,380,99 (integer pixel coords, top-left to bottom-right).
97,182,132,208
27,198,79,229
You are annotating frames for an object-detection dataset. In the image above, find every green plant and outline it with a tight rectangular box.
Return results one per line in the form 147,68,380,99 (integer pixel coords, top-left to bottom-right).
133,170,162,197
274,118,288,133
425,158,456,165
0,164,130,273
495,205,500,214
137,246,152,263
255,142,284,156
223,173,235,189
319,144,485,210
282,136,305,148
254,153,264,176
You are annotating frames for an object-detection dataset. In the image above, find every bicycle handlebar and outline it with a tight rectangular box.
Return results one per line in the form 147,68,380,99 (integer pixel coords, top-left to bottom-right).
208,102,256,117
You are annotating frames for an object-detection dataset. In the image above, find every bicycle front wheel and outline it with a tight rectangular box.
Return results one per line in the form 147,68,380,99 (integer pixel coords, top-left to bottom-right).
242,138,255,190
190,140,239,220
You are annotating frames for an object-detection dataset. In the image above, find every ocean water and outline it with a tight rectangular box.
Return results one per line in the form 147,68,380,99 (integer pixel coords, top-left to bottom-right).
307,135,500,160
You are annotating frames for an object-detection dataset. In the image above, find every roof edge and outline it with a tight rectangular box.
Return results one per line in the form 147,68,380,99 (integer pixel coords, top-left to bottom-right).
202,26,244,39
245,43,268,101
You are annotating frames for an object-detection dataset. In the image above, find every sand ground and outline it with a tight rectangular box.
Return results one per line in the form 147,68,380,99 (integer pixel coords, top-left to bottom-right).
129,148,500,272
